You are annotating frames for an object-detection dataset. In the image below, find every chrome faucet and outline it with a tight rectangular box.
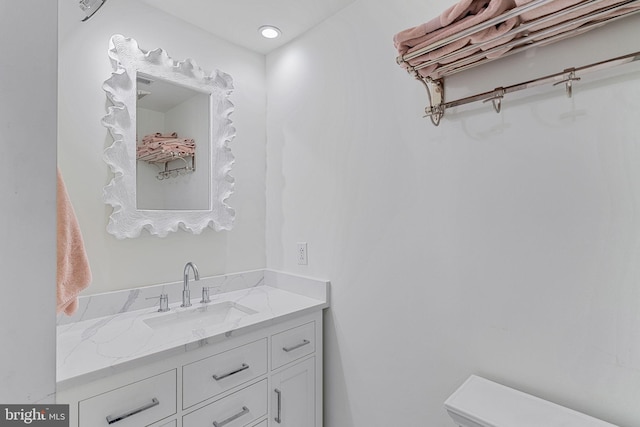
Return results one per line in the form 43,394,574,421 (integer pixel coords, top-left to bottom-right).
182,262,200,307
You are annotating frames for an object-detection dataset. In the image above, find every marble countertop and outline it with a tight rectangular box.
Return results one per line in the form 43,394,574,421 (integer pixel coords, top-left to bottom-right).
57,281,328,390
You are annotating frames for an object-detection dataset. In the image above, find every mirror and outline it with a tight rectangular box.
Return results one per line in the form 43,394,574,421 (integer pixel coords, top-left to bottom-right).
102,35,236,238
136,73,210,211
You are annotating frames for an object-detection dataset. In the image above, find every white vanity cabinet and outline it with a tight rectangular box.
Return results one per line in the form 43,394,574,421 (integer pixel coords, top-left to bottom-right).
182,338,268,409
272,357,317,426
57,310,322,427
182,379,268,426
78,370,177,427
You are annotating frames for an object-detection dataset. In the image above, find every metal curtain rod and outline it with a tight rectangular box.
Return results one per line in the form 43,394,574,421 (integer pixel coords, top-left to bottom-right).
439,50,640,113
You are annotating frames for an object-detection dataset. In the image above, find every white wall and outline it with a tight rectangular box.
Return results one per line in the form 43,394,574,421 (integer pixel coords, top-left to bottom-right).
266,1,640,425
163,94,211,210
136,107,167,209
58,0,267,294
0,1,57,403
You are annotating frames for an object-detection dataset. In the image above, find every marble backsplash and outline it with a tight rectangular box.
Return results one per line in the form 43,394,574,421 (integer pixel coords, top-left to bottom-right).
57,269,266,325
57,269,330,326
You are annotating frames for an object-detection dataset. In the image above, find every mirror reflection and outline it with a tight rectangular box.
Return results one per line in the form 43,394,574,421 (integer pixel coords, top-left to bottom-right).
136,72,211,211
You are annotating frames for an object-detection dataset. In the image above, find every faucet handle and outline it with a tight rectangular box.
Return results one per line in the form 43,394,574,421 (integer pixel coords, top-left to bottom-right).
200,286,222,304
201,287,213,304
146,293,170,312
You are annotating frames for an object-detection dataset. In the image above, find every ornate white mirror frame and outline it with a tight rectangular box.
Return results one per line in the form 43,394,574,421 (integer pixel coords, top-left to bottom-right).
102,34,235,238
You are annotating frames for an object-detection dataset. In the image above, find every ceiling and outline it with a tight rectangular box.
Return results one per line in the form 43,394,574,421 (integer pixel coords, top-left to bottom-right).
137,0,357,54
136,74,204,113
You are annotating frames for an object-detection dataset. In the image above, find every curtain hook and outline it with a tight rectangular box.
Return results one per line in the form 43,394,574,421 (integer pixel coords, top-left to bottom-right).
492,97,502,113
553,69,581,98
483,88,505,114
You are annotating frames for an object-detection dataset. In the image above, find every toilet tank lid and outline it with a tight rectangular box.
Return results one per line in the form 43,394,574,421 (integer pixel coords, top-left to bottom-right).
444,375,618,427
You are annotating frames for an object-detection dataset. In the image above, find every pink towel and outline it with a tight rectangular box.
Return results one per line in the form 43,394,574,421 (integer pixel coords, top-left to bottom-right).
393,0,639,79
515,0,590,22
137,136,196,160
517,0,640,41
57,168,91,315
394,0,517,56
395,0,518,78
404,16,520,78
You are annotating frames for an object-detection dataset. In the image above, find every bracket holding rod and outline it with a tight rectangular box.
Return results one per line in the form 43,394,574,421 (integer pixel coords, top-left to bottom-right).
419,77,445,126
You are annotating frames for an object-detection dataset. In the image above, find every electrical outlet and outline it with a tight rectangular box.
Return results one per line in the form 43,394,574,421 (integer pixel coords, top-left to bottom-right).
297,242,308,265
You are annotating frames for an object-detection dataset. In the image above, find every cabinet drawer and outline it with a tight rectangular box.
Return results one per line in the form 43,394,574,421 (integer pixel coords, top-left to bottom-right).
79,370,176,427
183,379,267,427
183,338,267,408
272,322,315,369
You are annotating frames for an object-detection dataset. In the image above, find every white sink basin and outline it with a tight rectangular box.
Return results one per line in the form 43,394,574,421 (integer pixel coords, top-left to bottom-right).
144,301,257,331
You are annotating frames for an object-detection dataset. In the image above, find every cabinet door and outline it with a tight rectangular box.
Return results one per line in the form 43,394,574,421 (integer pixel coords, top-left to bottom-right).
271,357,315,427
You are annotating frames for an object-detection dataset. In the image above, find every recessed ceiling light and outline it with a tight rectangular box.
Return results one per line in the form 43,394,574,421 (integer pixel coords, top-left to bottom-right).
259,25,281,39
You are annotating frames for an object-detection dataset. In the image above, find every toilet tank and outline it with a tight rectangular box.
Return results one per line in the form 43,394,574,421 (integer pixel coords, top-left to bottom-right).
445,375,619,427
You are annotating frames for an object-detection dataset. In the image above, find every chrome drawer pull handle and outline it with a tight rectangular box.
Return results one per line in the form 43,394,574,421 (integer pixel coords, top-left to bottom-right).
283,339,310,353
274,389,282,424
212,406,249,427
105,397,159,424
212,363,250,381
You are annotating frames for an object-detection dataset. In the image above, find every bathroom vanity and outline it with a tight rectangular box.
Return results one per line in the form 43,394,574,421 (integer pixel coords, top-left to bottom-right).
56,270,329,427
